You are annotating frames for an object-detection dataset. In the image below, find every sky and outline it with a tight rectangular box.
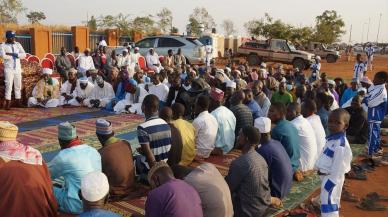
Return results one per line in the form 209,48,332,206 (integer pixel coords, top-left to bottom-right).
18,0,388,43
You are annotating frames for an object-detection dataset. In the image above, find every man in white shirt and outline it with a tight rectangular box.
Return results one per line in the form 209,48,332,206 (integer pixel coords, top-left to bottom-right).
286,102,317,172
146,48,163,73
70,77,94,107
205,40,213,67
148,74,169,105
59,68,78,106
113,79,148,114
353,54,367,82
84,76,115,108
78,48,95,77
0,31,26,109
193,95,219,159
301,99,327,159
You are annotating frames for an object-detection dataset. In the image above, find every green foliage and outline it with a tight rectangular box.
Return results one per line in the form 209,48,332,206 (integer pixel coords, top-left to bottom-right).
132,16,155,34
26,11,46,24
313,10,345,44
171,27,179,34
245,11,345,45
87,15,97,31
157,8,173,34
0,0,26,23
187,7,216,36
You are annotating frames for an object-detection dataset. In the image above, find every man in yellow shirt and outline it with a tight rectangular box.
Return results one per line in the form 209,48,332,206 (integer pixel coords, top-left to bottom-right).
171,103,196,166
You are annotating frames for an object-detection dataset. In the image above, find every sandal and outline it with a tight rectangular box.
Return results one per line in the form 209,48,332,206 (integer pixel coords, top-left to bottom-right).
342,190,360,202
346,170,367,180
366,192,388,201
356,198,387,211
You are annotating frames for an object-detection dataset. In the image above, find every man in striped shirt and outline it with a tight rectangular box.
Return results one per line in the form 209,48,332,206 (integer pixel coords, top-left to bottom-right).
365,43,375,71
353,54,367,82
136,94,172,176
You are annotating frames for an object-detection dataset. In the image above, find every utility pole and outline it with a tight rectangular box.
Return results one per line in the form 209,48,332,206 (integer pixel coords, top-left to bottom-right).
348,24,352,43
366,17,370,42
376,13,382,43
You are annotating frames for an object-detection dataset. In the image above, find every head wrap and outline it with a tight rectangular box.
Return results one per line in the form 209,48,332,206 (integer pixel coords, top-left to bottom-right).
209,88,225,102
198,67,206,75
328,80,336,86
89,69,98,74
5,31,16,39
360,76,372,85
81,171,109,202
42,68,53,75
0,121,18,141
254,117,271,134
144,76,151,84
226,80,236,89
96,76,104,85
69,68,77,75
95,119,113,135
79,77,88,84
58,122,77,140
147,161,170,184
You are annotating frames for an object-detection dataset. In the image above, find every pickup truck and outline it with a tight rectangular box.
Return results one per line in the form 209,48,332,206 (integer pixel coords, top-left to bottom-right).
237,39,315,70
302,42,340,63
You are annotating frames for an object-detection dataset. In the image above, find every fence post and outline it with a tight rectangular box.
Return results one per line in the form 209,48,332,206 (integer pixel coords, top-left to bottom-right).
132,31,143,42
71,26,89,52
106,29,119,46
0,25,4,42
30,27,52,58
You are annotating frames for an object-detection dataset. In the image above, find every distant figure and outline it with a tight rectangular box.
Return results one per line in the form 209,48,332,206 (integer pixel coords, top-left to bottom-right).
205,40,213,67
55,47,72,81
78,48,95,76
364,43,375,71
353,54,367,82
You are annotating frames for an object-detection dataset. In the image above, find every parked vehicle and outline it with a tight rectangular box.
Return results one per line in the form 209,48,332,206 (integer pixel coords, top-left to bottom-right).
132,35,206,65
303,42,341,63
237,39,315,70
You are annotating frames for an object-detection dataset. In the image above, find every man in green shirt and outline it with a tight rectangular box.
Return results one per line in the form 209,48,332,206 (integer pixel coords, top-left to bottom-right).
271,82,293,105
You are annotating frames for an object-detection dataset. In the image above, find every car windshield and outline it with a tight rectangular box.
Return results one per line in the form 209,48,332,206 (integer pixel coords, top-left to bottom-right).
186,38,203,46
287,42,296,51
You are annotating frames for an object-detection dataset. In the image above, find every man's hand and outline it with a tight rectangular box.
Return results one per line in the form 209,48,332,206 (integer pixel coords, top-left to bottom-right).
42,99,49,105
125,104,132,111
65,95,73,101
93,99,100,108
76,97,83,103
37,98,43,103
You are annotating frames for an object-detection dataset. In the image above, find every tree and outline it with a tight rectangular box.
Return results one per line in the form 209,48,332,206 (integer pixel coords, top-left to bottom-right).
26,11,46,24
131,16,155,34
244,14,293,39
157,8,172,34
87,15,97,31
313,10,345,44
171,27,179,34
0,0,26,23
187,7,216,36
221,19,236,36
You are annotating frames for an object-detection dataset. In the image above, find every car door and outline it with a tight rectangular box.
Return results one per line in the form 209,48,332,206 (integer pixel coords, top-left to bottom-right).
135,37,157,56
270,40,290,62
156,37,185,57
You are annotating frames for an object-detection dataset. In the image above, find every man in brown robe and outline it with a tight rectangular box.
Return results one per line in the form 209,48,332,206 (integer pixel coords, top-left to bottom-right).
96,119,135,200
0,121,58,217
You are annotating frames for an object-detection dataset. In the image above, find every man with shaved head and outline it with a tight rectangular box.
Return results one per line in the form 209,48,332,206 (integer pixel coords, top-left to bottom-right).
159,107,183,166
286,102,317,172
230,90,253,138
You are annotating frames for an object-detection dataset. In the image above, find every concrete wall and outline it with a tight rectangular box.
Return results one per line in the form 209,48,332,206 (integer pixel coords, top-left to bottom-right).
30,27,52,58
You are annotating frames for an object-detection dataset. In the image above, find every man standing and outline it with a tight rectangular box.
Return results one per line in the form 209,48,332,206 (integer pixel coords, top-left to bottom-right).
78,48,95,77
225,126,271,217
365,43,375,71
174,48,186,69
55,47,72,81
353,54,367,82
0,31,26,110
205,40,213,67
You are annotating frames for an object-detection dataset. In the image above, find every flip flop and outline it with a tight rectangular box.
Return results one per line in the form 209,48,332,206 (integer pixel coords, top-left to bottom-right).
356,198,387,211
346,170,367,180
366,192,388,201
342,190,360,202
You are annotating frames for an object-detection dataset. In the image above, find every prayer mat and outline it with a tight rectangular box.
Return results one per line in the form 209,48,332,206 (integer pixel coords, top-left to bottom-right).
0,107,100,124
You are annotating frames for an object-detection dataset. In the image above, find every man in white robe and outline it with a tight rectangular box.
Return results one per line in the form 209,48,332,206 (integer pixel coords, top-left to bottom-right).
59,68,78,106
287,102,317,172
28,68,60,108
145,48,163,73
67,77,94,107
113,79,148,114
148,74,169,105
77,48,95,77
84,76,115,108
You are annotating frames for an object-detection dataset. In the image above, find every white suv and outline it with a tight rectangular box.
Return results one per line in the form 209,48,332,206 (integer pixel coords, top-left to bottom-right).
134,35,206,65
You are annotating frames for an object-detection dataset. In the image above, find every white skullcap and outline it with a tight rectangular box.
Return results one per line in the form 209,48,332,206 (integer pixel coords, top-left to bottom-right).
260,62,267,68
81,171,109,202
358,87,367,93
42,68,53,75
234,70,241,76
134,47,139,51
79,77,88,84
225,67,231,73
328,80,336,86
123,48,129,53
254,117,271,133
226,80,236,89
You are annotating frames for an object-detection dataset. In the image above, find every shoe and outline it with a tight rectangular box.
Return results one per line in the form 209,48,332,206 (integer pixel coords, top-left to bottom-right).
366,192,388,201
356,198,387,211
4,100,11,110
15,99,25,108
346,170,367,180
342,189,360,202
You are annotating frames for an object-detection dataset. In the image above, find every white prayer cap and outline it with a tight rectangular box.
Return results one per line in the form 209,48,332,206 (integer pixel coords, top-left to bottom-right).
42,68,53,75
260,62,267,68
328,80,336,86
225,67,231,73
79,77,88,84
123,48,129,53
81,171,109,202
134,47,139,51
358,87,367,93
234,70,241,76
254,117,271,134
226,80,236,89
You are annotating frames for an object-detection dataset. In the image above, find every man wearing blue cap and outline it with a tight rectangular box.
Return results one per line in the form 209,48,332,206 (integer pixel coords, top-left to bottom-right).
0,30,26,110
48,122,101,214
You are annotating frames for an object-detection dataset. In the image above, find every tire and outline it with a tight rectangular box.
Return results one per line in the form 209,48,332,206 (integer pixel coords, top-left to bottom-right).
326,54,336,63
293,58,306,70
247,54,261,66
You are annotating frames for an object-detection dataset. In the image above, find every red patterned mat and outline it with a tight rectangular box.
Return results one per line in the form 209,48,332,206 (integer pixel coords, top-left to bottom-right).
0,107,100,123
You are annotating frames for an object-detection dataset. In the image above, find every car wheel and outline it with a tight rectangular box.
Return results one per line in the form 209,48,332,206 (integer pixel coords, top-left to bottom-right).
326,54,336,63
247,54,261,66
293,58,305,70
